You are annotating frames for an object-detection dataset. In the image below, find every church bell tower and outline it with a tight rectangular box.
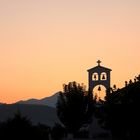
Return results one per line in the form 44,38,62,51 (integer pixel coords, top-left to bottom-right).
87,60,112,95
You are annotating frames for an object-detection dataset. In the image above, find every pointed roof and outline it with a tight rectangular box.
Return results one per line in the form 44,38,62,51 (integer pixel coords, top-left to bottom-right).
87,60,112,72
87,65,112,72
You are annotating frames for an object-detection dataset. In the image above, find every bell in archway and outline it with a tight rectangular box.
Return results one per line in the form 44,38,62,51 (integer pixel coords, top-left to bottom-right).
94,74,97,80
102,74,106,80
98,86,101,91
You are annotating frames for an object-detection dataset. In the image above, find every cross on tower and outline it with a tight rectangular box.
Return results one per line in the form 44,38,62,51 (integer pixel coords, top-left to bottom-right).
97,60,101,66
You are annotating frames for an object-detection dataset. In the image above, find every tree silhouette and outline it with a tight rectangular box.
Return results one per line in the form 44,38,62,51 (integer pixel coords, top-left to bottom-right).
51,123,66,140
56,81,95,137
0,110,50,139
95,75,140,140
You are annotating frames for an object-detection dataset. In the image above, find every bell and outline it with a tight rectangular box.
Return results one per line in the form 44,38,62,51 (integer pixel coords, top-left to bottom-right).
102,74,105,80
94,74,97,80
98,86,101,91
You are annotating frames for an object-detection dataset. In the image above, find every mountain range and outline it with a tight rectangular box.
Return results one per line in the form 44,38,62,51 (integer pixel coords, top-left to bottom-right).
0,93,60,127
17,92,59,108
0,103,60,127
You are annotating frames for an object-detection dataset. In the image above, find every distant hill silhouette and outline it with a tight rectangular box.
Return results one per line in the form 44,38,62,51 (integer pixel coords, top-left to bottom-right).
17,92,59,108
0,104,60,127
0,98,109,138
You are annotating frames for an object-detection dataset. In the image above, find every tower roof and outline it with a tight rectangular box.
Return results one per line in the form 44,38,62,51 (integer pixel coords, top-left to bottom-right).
87,60,112,72
87,65,112,72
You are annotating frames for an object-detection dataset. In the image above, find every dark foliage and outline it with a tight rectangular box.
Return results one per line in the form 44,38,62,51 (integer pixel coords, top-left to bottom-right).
74,129,89,138
51,123,66,140
56,81,95,135
96,75,140,140
0,111,50,140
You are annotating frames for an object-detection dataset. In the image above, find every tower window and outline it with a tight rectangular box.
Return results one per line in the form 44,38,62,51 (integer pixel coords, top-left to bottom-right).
92,73,99,81
101,72,107,80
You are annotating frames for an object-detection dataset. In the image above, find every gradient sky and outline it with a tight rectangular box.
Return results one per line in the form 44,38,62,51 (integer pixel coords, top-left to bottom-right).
0,0,140,103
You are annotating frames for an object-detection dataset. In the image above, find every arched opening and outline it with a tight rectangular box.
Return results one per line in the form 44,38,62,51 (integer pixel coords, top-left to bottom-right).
92,72,99,81
100,72,107,81
93,85,107,101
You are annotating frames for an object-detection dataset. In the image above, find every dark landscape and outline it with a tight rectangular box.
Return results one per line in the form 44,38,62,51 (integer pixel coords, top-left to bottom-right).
0,1,140,140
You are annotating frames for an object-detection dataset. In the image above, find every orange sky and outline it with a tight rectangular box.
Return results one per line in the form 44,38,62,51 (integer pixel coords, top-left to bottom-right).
0,0,140,103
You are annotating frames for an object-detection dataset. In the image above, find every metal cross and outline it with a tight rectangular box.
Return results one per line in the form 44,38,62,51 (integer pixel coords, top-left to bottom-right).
97,60,101,66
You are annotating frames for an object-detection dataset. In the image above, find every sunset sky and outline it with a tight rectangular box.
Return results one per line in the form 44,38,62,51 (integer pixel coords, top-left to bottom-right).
0,0,140,103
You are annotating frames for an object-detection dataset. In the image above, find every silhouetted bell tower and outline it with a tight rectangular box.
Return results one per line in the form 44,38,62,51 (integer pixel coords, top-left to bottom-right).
87,60,112,95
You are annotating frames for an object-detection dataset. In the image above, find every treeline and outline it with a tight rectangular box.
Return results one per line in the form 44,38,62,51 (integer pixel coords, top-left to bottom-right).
0,111,66,140
0,111,50,139
96,75,140,140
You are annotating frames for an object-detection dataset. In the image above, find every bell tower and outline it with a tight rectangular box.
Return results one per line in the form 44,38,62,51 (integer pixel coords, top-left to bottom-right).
87,60,112,95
